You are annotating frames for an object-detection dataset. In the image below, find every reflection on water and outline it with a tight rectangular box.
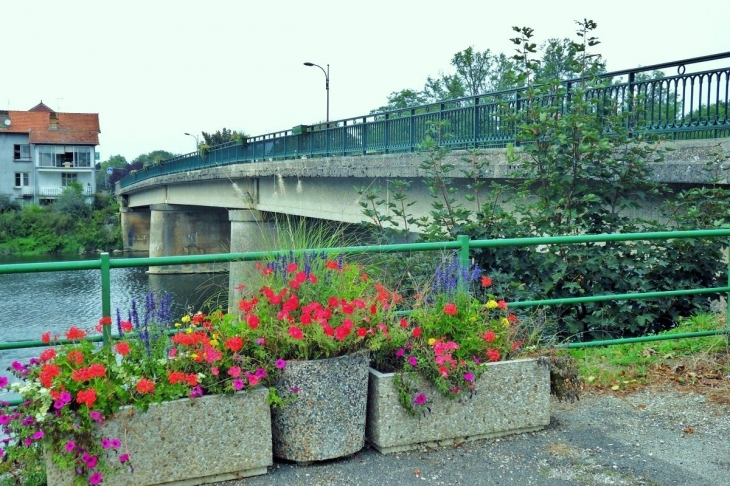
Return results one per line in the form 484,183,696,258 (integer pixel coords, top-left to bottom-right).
0,253,228,397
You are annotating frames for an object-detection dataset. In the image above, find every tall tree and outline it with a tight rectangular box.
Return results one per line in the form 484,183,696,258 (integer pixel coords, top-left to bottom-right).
201,128,248,146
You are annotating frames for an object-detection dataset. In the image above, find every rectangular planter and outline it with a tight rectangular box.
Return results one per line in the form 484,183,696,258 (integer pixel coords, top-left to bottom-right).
47,387,272,486
366,358,550,454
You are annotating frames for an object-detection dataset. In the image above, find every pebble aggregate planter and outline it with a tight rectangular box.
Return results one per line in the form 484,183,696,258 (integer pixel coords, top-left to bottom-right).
271,350,370,462
366,358,550,454
46,387,272,486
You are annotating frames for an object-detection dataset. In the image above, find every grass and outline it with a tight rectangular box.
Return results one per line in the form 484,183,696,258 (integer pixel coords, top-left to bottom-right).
568,313,730,397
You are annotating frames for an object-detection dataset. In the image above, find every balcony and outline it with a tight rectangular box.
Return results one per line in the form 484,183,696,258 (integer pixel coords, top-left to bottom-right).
34,186,94,197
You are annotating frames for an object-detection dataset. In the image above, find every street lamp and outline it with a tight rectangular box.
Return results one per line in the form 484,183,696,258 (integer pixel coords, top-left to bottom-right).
184,132,199,153
303,62,329,123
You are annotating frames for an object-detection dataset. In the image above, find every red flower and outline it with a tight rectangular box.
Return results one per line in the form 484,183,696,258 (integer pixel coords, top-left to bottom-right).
486,349,500,362
399,318,409,328
67,350,84,365
481,276,493,287
98,316,112,326
334,326,348,341
321,323,334,336
246,313,260,329
65,327,86,340
225,336,243,353
356,327,367,337
412,327,422,338
121,321,133,333
361,273,369,281
41,332,51,343
328,296,339,308
286,263,298,273
239,298,257,312
483,331,496,343
168,371,186,384
288,326,304,340
39,363,61,388
115,342,130,356
511,341,523,351
76,389,97,407
325,261,339,270
40,349,56,362
507,313,518,324
497,300,508,310
136,378,155,394
295,271,307,283
443,303,458,316
186,373,199,386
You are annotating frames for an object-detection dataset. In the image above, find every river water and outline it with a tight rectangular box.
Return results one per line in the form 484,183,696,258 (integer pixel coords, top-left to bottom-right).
0,253,228,397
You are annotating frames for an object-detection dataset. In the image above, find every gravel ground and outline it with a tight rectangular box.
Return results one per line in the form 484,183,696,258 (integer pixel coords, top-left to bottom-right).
212,387,730,486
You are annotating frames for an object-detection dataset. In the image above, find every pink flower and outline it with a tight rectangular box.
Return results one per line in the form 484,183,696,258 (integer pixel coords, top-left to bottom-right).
233,379,244,390
413,393,427,405
275,359,286,369
227,366,241,378
464,373,475,382
395,348,405,358
89,472,103,485
119,454,130,463
65,441,75,451
211,367,219,376
407,356,418,367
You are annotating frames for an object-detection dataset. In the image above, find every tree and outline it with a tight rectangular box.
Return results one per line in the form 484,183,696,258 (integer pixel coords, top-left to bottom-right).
95,154,128,190
369,89,428,114
201,128,248,147
132,150,176,167
53,180,90,218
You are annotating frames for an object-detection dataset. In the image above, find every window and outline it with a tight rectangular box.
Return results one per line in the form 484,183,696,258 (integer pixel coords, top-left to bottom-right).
13,144,30,160
61,173,77,186
14,173,29,187
37,145,93,167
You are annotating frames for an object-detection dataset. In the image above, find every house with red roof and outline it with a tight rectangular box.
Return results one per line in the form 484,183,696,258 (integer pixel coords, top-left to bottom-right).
0,102,100,204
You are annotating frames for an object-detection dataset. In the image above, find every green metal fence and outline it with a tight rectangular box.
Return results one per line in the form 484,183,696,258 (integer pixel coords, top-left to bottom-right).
119,51,730,189
1,229,729,406
2,229,729,354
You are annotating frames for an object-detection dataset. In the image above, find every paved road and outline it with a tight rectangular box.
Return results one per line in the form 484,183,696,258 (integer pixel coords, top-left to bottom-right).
216,387,730,486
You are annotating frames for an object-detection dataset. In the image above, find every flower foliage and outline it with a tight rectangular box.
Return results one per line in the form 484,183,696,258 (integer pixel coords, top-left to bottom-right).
0,293,277,485
373,253,526,416
220,252,401,361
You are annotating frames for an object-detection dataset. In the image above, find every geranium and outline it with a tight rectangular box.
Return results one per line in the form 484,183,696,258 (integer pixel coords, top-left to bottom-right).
220,252,400,361
371,252,528,416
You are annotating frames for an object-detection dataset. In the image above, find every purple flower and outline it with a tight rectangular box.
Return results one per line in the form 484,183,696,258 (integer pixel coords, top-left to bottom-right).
0,415,9,425
275,359,286,369
413,393,427,405
82,453,92,463
464,373,475,382
101,438,112,449
110,438,121,448
290,387,300,394
473,356,481,364
89,472,103,485
61,391,72,403
255,338,265,345
189,386,203,399
53,400,65,410
255,367,267,378
90,411,102,422
11,362,23,371
21,416,34,426
86,456,98,468
0,448,3,457
33,430,44,440
233,379,244,391
65,441,75,451
23,438,31,446
395,348,405,358
407,356,418,367
119,453,130,463
0,376,8,388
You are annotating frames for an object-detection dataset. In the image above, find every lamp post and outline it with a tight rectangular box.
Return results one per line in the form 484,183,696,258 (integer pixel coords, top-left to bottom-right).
303,62,329,123
184,132,199,153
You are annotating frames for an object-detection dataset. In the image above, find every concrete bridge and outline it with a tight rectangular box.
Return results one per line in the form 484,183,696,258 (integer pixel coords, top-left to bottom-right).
115,51,730,304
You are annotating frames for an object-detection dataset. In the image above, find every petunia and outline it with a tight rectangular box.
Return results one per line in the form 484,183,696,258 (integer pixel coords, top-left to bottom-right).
464,373,475,382
65,441,76,451
89,472,103,485
0,376,8,388
119,454,130,463
412,393,427,405
232,379,244,391
275,359,286,369
407,356,418,367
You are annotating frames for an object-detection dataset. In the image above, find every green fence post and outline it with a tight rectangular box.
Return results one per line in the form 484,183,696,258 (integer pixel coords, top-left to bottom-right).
457,234,470,290
100,252,111,346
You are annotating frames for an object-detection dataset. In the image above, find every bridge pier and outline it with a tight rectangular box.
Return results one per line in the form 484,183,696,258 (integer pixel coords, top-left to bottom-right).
228,209,277,311
148,204,230,274
120,207,151,252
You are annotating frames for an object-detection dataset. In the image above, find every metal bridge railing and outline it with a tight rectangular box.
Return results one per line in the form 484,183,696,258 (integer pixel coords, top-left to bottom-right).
119,52,730,189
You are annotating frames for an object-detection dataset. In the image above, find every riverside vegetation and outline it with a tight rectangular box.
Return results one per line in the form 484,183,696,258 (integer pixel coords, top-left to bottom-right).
0,184,121,256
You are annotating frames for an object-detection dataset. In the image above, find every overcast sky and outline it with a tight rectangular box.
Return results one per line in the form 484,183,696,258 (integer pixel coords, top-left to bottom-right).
3,0,728,162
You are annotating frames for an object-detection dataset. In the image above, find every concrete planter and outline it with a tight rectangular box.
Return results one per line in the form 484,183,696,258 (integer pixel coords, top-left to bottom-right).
46,387,272,486
366,358,550,454
271,350,370,462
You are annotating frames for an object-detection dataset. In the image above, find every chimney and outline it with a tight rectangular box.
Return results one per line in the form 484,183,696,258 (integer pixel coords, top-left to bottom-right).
49,112,58,130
